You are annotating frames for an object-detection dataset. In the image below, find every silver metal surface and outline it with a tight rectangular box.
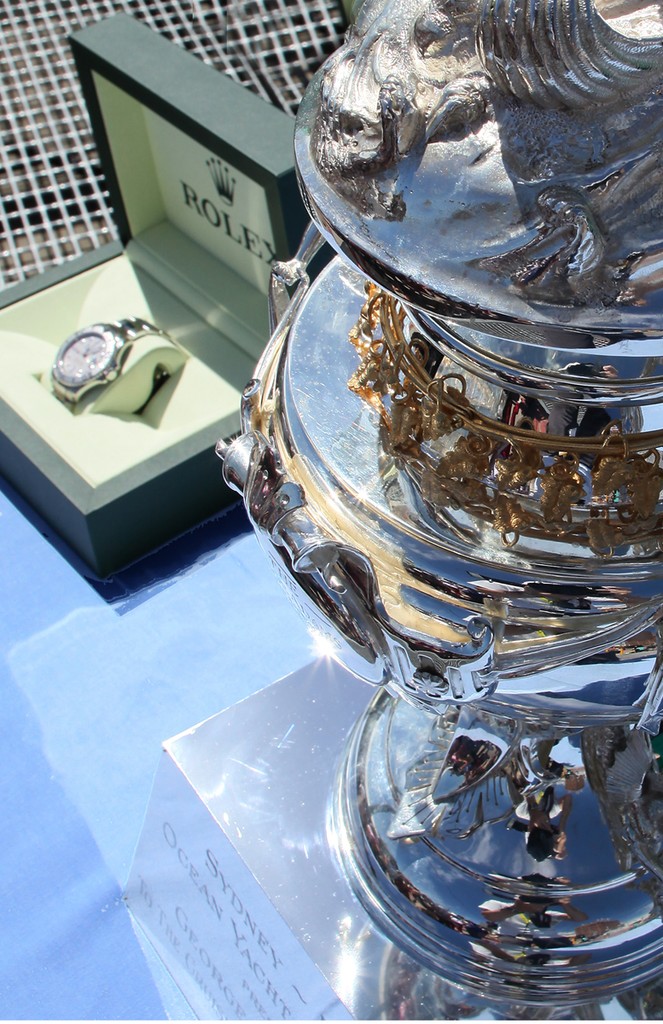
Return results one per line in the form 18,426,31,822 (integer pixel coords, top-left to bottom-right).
222,257,663,724
335,690,663,1005
218,0,663,1005
219,251,663,994
295,0,663,362
128,661,663,1017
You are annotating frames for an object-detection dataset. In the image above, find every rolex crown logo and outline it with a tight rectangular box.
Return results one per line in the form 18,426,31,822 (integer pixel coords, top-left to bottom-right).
207,157,236,206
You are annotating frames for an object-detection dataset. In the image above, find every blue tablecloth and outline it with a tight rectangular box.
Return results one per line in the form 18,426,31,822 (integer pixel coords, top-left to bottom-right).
0,479,313,1019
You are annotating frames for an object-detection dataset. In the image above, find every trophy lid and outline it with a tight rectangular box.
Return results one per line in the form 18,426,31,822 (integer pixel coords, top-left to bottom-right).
294,0,663,392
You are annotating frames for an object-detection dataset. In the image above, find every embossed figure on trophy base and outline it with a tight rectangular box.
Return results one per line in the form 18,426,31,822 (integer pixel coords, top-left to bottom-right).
333,693,663,1006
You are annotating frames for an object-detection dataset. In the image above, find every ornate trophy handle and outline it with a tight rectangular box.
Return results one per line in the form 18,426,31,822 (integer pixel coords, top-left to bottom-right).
268,221,325,333
239,223,324,437
220,425,496,710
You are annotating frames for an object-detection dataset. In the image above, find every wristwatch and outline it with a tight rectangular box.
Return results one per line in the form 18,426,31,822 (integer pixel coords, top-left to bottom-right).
51,317,175,407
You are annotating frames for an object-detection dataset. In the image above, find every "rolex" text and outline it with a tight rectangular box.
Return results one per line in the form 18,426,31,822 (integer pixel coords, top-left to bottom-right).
181,182,276,265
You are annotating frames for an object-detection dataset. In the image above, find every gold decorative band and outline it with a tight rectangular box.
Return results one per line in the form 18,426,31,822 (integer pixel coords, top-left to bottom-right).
348,284,663,556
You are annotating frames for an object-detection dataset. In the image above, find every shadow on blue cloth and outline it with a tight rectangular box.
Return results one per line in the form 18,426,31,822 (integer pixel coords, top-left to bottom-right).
0,472,252,613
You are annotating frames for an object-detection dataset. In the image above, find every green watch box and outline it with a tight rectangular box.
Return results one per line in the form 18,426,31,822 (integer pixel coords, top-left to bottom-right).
0,14,311,576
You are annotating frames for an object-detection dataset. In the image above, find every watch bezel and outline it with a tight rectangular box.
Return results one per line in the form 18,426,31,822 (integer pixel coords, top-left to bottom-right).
51,322,131,405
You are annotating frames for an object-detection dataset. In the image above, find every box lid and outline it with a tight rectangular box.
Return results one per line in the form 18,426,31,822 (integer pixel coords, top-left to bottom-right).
70,14,311,357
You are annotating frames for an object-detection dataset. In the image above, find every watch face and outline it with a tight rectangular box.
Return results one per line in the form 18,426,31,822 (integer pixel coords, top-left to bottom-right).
53,327,117,388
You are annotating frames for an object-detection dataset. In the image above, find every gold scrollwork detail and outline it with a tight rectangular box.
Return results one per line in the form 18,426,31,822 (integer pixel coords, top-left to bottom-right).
348,284,663,555
539,456,585,524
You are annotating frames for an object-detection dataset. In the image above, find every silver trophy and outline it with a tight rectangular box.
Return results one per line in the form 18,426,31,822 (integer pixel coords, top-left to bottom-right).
219,0,663,1010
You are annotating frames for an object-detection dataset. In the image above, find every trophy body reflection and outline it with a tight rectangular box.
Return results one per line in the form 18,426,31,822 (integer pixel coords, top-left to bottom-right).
220,0,663,1008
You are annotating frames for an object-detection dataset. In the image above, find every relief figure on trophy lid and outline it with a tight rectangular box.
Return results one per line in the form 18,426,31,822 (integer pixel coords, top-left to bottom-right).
311,0,663,315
